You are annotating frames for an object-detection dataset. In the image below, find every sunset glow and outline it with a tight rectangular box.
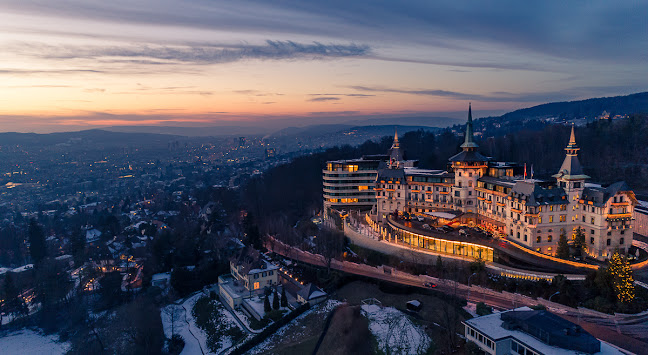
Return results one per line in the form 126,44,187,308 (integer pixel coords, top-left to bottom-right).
0,1,646,132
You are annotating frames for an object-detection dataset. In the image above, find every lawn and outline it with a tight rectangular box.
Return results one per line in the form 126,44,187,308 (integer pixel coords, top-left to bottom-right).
249,299,340,354
335,280,469,354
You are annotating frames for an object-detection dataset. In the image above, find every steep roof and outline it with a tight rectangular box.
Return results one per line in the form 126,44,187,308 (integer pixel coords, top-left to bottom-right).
510,180,568,206
553,155,589,180
460,103,479,149
389,129,403,163
553,126,590,180
582,181,633,207
449,105,488,163
448,150,489,163
297,283,326,300
230,247,268,275
377,168,406,180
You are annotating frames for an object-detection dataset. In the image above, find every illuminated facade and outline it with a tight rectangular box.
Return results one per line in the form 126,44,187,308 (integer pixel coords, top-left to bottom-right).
368,105,637,261
323,132,417,215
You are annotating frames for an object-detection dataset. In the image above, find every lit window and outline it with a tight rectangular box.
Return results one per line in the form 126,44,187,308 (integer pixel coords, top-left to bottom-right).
253,282,260,290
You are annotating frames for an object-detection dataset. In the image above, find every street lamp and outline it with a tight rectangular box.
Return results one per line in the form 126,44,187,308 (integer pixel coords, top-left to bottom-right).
549,291,560,303
467,272,477,303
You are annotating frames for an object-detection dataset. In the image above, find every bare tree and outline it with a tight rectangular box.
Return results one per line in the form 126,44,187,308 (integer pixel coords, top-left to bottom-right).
163,304,183,337
316,228,345,274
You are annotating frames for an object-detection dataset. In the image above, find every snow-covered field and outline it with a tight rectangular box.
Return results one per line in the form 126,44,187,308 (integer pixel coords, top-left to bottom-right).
361,304,431,355
161,292,248,355
0,329,70,354
161,293,209,355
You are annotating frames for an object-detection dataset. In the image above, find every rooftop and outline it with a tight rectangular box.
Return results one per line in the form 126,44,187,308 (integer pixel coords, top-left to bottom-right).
464,307,623,355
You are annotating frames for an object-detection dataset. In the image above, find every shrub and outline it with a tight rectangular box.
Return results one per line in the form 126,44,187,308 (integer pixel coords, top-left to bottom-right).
476,302,493,316
281,288,288,308
168,334,185,355
272,290,280,310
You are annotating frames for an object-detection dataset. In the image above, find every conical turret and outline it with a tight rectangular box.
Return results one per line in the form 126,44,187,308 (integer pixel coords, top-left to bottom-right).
388,128,403,168
392,128,400,149
553,125,589,180
460,103,479,150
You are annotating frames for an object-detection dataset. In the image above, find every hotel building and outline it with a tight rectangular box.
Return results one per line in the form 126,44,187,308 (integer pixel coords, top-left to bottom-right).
325,105,637,261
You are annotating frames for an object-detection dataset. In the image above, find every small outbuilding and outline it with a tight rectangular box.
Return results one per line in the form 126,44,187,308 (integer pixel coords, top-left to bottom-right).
406,299,422,312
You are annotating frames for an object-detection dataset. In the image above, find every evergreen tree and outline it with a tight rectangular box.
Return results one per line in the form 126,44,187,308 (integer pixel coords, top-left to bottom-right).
28,219,47,264
243,213,262,250
436,255,443,271
272,289,280,310
572,227,586,257
281,287,288,308
556,233,569,259
2,272,21,315
70,229,86,266
264,295,271,313
608,252,635,303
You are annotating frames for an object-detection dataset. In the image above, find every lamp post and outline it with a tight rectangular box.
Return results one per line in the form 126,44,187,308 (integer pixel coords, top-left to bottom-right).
467,272,477,303
549,291,560,303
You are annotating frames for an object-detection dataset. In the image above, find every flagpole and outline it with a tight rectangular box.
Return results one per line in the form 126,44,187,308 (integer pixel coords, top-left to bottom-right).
524,163,527,180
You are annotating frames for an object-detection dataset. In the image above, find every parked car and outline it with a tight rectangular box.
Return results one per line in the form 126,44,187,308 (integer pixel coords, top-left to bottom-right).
422,224,431,230
423,282,437,288
417,216,425,222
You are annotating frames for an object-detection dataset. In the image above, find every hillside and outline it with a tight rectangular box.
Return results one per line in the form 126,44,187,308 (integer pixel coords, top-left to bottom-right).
477,92,648,127
0,129,182,148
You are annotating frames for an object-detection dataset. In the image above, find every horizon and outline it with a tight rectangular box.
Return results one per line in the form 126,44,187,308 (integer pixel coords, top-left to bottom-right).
1,1,647,133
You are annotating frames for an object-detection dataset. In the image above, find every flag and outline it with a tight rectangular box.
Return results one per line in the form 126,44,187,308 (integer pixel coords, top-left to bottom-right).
524,163,527,180
531,164,534,179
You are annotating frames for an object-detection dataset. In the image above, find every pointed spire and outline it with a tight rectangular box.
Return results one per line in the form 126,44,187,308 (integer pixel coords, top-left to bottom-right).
388,127,403,168
392,127,400,149
569,125,576,145
460,103,478,150
565,124,579,155
553,124,588,180
468,102,472,123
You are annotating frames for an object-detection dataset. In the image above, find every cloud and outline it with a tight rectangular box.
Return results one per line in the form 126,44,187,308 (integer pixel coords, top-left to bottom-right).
348,85,648,103
234,90,284,96
309,93,374,97
2,1,645,65
348,85,479,100
308,97,340,102
6,84,72,88
10,40,371,65
0,69,104,75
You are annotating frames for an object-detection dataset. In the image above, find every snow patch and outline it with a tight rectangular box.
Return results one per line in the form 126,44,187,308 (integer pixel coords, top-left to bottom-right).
361,304,431,354
161,293,208,355
0,329,70,354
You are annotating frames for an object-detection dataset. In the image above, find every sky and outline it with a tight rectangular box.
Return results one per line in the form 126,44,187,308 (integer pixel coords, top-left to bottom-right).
0,0,646,133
